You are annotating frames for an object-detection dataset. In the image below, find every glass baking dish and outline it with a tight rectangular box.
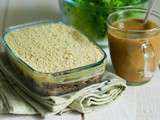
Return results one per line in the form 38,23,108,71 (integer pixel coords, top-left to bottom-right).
1,20,107,96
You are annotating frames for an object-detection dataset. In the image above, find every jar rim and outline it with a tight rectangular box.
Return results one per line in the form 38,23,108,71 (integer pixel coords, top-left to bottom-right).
107,8,160,33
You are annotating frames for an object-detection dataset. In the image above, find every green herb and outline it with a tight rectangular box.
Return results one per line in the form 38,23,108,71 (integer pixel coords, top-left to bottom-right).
63,0,148,40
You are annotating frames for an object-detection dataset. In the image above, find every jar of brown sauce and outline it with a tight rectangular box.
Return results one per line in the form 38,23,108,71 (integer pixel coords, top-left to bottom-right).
107,9,160,85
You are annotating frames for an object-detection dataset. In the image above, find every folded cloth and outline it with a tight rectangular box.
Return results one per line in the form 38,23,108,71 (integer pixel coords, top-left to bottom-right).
0,57,126,116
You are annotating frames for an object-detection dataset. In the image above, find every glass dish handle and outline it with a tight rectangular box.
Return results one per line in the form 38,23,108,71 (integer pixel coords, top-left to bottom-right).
141,40,155,78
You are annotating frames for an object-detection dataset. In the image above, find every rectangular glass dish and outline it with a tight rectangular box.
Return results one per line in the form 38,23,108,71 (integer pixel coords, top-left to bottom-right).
1,20,107,96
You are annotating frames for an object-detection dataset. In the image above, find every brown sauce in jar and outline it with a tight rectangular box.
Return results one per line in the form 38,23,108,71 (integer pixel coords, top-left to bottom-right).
108,19,160,83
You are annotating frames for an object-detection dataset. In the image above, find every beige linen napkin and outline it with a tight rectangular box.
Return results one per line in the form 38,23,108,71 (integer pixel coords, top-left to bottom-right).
0,51,126,116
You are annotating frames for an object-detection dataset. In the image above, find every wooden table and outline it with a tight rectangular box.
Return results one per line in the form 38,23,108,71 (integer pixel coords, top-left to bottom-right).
0,0,160,120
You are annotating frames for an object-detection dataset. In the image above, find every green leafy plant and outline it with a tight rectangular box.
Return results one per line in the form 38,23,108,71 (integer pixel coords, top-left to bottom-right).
63,0,147,40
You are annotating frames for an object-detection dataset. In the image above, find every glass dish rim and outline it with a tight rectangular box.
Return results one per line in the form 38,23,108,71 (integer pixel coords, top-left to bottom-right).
62,0,148,9
1,20,107,76
107,8,160,33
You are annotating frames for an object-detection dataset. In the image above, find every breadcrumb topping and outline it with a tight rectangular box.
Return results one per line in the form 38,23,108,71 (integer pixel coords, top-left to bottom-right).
6,23,103,73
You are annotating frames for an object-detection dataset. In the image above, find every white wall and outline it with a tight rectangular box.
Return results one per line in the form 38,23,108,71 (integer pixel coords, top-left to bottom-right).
0,0,7,33
0,0,60,32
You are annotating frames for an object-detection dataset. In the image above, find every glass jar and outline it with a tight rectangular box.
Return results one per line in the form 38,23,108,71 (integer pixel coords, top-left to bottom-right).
59,0,148,41
107,8,160,85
